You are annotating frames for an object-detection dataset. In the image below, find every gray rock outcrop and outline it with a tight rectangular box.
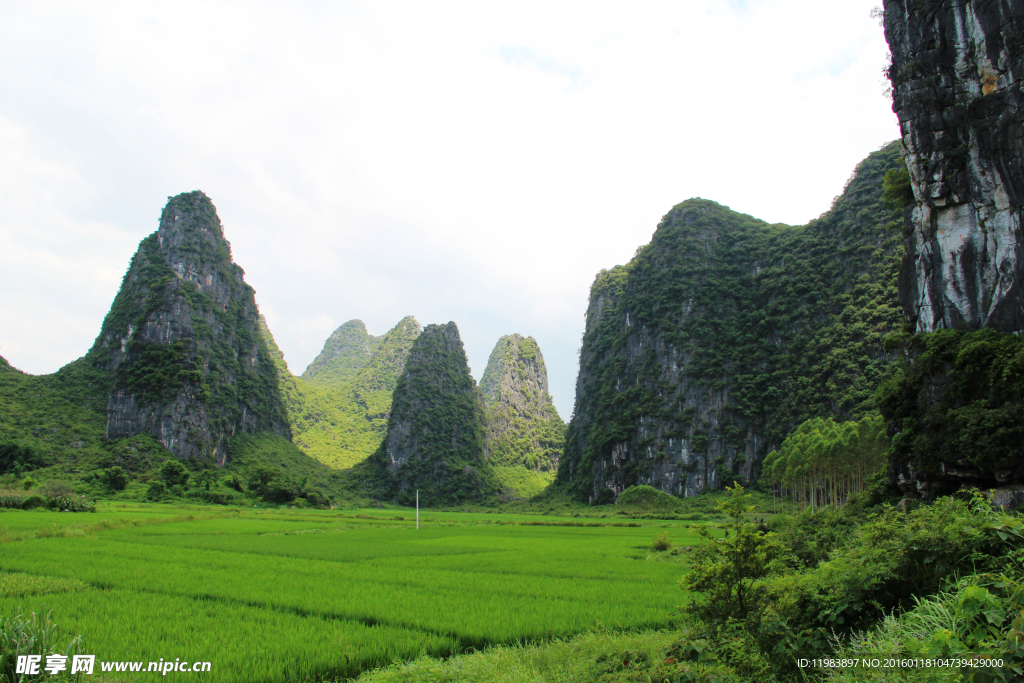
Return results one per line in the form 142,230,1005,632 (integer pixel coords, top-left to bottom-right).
884,0,1024,332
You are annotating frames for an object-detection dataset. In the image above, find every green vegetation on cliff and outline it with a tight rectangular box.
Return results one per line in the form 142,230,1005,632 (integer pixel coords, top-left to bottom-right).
559,142,907,500
364,322,498,506
876,328,1024,496
480,334,565,474
0,355,109,473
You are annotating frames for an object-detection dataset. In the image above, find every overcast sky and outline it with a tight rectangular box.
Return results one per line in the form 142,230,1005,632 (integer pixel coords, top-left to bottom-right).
0,0,898,419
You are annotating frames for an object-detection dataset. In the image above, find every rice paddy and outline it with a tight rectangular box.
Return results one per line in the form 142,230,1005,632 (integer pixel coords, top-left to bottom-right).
0,504,700,682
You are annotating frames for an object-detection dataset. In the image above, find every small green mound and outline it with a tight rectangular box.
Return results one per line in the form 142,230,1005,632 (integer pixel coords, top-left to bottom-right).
616,485,681,511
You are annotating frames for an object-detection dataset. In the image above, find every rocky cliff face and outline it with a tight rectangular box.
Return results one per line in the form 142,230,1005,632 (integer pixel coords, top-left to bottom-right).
480,334,565,471
301,320,381,388
374,322,496,505
879,1,1024,504
884,0,1024,332
557,144,906,502
88,191,289,465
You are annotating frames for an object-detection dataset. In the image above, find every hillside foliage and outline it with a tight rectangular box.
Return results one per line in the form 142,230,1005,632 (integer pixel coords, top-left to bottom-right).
559,142,907,500
259,316,421,470
301,319,381,389
876,328,1024,494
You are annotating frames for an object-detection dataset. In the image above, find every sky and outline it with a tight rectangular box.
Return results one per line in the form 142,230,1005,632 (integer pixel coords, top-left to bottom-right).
0,0,899,419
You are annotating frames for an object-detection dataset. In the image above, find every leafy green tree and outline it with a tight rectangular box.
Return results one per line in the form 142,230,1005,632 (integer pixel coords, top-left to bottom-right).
104,466,128,491
160,459,189,488
681,484,786,622
247,464,278,493
194,468,216,491
221,474,243,492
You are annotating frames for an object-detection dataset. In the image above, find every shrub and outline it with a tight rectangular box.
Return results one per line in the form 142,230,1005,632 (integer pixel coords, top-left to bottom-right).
681,484,786,623
263,482,295,504
651,532,673,552
222,475,243,492
21,478,37,491
146,482,166,500
104,466,128,491
0,493,28,510
184,490,236,505
37,481,72,497
593,487,615,505
47,495,96,513
304,490,330,509
160,460,190,488
21,495,47,510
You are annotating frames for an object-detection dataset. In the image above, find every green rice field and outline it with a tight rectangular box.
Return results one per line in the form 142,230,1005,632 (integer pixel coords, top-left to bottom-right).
0,504,700,682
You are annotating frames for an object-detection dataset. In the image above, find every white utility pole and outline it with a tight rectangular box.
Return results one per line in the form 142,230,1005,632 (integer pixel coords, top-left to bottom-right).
416,490,419,530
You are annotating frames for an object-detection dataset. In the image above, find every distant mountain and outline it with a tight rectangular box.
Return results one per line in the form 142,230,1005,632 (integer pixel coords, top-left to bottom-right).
480,334,565,472
302,320,381,389
259,316,421,470
367,322,498,505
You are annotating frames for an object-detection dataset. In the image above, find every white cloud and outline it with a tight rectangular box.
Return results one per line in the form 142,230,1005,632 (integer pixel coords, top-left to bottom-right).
0,0,898,418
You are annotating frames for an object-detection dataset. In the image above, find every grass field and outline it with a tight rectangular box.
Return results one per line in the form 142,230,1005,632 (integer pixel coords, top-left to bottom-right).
0,503,701,682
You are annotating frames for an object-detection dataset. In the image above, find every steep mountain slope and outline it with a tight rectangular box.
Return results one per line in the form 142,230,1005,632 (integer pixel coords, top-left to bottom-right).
879,0,1024,501
884,0,1024,334
301,320,380,389
480,334,565,471
84,191,289,465
259,316,421,469
367,322,497,505
557,143,906,502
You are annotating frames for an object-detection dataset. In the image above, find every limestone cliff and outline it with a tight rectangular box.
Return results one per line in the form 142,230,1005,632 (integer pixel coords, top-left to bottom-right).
884,0,1024,332
878,0,1024,503
88,191,289,465
301,320,381,388
372,322,497,505
557,144,906,502
480,334,564,471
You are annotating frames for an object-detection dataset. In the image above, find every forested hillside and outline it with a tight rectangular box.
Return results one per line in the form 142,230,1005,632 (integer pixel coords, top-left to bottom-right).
301,320,381,388
558,142,907,502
